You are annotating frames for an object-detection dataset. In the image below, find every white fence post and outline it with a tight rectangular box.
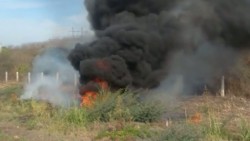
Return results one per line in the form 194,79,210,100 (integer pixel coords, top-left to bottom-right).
41,72,44,81
16,72,19,82
56,72,59,83
28,72,31,84
221,76,225,97
74,73,78,87
5,71,8,83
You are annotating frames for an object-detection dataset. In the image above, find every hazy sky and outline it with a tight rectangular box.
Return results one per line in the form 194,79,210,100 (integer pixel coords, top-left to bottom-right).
0,0,92,46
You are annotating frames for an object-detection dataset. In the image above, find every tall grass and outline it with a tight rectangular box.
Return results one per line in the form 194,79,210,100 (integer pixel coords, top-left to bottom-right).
96,123,155,141
0,87,165,130
202,112,230,140
237,119,250,141
85,90,165,123
156,123,203,141
1,85,249,140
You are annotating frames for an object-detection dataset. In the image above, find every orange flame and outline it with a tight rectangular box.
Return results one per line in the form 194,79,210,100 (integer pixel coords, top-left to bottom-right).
80,78,108,107
80,91,97,107
93,78,109,90
189,112,202,124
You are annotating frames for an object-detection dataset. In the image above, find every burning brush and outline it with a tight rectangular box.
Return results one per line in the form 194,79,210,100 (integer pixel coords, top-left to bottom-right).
79,78,108,107
69,0,250,99
76,57,131,106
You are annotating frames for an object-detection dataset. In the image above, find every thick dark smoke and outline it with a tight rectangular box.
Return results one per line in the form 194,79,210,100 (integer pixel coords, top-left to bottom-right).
69,0,250,94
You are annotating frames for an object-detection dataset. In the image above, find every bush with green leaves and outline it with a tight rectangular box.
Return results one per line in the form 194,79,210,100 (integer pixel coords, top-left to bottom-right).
130,101,165,122
85,90,165,123
156,124,203,141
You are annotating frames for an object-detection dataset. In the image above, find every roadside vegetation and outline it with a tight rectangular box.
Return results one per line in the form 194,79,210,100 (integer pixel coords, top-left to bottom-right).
0,84,249,141
0,36,90,82
0,39,250,140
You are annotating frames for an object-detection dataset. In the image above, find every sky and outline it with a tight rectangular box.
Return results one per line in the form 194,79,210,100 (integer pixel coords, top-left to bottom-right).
0,0,92,46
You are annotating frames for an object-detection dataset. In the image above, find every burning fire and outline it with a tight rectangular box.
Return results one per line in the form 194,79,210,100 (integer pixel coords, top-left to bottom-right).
80,91,97,107
80,78,108,107
94,78,109,90
189,112,202,124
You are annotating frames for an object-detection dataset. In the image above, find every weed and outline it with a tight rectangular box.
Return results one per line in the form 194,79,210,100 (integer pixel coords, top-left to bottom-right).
238,119,250,141
63,107,88,126
202,112,230,140
96,123,154,141
130,101,165,122
86,90,117,122
156,123,203,141
86,90,164,122
1,85,249,141
111,95,133,121
0,130,27,141
0,84,22,100
25,119,38,130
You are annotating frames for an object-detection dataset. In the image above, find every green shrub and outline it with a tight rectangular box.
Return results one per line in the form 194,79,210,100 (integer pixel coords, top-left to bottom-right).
203,114,228,139
16,64,30,74
0,84,22,100
156,124,203,141
111,95,133,121
85,90,164,123
130,101,165,122
237,119,250,141
86,91,118,122
96,124,154,141
63,107,88,126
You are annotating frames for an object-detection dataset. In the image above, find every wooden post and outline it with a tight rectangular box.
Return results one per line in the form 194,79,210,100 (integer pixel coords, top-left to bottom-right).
28,72,31,84
16,72,19,82
221,76,225,97
5,71,8,83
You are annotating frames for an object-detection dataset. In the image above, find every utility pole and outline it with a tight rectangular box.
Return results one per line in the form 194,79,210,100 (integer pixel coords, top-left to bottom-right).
71,27,82,38
71,27,75,38
81,27,83,37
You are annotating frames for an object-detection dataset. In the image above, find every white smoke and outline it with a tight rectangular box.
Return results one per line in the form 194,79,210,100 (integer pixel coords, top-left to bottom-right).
21,47,80,107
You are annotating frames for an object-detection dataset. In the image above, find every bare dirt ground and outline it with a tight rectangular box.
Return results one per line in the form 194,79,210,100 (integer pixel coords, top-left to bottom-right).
0,122,94,141
1,122,62,141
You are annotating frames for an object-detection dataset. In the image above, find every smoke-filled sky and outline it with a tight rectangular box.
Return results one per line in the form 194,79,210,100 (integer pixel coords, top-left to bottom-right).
69,0,250,95
0,0,91,46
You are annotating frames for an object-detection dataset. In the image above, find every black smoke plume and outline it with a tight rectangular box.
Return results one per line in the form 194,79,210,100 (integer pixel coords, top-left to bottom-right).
69,0,250,94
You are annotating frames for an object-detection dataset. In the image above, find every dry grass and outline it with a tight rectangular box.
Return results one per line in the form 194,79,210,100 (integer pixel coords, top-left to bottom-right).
0,41,250,140
226,50,250,98
0,36,88,82
0,84,249,141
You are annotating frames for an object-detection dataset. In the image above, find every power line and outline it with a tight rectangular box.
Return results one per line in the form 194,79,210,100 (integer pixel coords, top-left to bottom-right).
71,27,86,38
